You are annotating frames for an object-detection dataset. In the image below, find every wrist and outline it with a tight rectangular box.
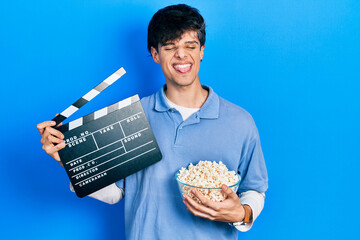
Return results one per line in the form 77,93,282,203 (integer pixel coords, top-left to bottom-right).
241,204,252,223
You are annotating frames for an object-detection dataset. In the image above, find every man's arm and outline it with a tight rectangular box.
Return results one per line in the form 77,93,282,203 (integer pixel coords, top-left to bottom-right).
183,184,245,223
70,183,124,204
235,190,265,232
182,185,265,231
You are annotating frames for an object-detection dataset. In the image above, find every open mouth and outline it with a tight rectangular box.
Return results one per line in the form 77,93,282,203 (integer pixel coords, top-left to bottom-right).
173,63,192,74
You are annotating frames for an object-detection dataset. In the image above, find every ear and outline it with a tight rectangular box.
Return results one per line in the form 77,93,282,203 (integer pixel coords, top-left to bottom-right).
200,45,205,61
151,46,160,64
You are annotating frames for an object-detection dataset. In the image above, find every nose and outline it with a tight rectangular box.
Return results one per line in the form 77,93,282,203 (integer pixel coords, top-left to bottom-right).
174,47,187,59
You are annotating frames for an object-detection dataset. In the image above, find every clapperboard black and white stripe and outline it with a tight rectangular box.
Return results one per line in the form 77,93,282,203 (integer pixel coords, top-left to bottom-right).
56,95,140,132
52,67,126,126
54,68,162,198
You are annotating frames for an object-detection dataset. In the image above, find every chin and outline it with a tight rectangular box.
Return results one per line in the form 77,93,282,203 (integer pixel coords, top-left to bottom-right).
166,71,199,88
173,78,197,87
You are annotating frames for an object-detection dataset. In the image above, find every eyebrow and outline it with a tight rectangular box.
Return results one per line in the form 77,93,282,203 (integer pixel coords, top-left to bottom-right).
162,42,175,47
161,41,199,47
185,41,199,45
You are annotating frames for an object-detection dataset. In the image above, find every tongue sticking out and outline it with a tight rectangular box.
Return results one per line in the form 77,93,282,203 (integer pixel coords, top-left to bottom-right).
174,64,191,73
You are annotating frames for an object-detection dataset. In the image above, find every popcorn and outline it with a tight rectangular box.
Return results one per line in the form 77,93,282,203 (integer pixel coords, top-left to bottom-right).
177,161,239,203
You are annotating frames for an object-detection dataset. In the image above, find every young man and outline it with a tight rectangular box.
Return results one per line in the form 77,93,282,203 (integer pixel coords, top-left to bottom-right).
37,4,268,239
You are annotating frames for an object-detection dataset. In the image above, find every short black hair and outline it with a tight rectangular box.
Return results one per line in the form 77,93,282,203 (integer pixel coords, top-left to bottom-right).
147,4,206,53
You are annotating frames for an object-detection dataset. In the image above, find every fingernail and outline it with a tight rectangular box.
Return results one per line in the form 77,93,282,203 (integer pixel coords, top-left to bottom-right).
192,189,196,194
51,121,56,125
182,194,186,198
222,185,228,190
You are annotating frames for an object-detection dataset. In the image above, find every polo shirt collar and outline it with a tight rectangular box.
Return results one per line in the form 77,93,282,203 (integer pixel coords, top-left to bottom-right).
154,85,219,119
199,85,219,119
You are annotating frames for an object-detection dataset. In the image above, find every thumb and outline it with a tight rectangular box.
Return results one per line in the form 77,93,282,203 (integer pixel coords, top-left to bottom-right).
54,113,63,127
221,184,238,200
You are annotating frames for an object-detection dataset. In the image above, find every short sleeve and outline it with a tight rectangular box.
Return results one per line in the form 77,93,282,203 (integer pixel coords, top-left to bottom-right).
238,121,268,193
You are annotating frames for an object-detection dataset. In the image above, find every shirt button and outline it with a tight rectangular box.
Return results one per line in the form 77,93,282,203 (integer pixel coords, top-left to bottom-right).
179,127,183,130
171,110,174,113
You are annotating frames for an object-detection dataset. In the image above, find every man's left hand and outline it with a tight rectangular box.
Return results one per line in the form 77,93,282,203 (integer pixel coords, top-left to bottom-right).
183,184,245,223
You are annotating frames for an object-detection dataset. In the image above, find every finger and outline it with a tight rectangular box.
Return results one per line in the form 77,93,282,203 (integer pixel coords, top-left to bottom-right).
221,184,239,200
52,153,65,168
46,141,66,155
53,153,64,167
183,194,217,217
183,198,215,220
191,189,217,209
46,127,64,140
54,113,63,127
37,121,56,135
53,152,61,162
47,135,64,144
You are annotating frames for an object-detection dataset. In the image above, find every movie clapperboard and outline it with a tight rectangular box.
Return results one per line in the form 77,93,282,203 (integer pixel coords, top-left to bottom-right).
54,67,162,198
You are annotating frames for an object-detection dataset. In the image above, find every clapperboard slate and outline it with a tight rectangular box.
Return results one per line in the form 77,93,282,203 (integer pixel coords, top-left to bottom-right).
54,67,162,198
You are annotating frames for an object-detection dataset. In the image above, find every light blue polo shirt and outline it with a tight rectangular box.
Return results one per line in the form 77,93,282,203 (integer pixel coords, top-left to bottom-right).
116,85,268,240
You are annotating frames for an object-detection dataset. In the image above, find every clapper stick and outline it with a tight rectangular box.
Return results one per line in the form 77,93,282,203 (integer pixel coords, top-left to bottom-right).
52,67,126,126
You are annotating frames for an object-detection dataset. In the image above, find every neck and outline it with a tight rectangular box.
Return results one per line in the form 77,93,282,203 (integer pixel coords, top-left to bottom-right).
165,81,209,108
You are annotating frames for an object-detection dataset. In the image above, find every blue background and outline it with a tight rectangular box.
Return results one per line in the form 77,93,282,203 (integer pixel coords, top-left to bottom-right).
1,0,359,239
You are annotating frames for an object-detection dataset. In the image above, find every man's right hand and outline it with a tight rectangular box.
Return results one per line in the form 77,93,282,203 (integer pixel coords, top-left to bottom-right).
37,118,66,167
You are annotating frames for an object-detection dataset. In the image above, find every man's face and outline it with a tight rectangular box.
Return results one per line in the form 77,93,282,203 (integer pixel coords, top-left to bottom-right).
151,30,205,88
